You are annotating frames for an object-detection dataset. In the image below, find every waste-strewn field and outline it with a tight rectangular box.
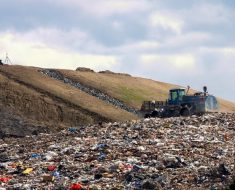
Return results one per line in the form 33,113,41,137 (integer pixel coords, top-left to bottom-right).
0,113,234,189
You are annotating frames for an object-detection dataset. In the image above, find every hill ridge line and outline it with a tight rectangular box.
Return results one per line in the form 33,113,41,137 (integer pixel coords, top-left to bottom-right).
40,69,139,114
0,69,111,123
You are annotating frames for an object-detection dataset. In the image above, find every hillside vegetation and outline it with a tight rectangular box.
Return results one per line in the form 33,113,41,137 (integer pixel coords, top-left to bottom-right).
59,69,235,112
0,65,234,131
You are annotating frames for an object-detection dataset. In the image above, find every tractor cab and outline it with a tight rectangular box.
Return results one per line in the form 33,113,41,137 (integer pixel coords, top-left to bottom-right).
168,88,186,105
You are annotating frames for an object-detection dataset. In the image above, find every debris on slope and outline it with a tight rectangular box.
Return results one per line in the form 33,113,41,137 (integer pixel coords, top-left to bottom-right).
40,69,138,114
0,113,234,189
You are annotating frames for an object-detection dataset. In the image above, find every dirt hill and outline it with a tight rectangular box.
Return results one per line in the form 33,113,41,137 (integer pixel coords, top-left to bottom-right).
0,65,234,135
59,68,235,112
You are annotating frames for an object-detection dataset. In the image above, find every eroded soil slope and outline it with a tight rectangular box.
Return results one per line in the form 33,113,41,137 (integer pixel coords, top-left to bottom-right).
0,65,137,133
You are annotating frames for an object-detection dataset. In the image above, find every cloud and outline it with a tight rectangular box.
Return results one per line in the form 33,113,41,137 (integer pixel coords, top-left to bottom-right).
164,32,211,48
191,3,231,25
198,47,235,75
113,53,198,87
114,41,159,54
17,28,87,48
111,21,123,31
140,54,196,71
56,0,150,16
149,12,184,34
6,27,110,54
0,31,117,70
185,46,235,100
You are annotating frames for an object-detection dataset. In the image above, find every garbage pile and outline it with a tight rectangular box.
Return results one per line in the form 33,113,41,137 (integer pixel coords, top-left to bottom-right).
0,113,234,189
40,69,138,114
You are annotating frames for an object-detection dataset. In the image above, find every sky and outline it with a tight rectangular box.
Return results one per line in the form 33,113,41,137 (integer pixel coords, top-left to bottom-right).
0,0,235,102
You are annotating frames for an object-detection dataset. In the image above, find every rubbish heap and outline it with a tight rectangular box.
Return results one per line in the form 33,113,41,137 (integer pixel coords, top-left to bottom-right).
0,113,234,189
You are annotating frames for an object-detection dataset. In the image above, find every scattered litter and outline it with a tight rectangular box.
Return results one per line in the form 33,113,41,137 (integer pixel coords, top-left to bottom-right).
0,113,234,189
22,168,33,175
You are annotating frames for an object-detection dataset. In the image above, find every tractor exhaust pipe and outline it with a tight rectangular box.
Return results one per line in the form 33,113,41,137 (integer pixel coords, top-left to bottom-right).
186,85,190,95
203,86,207,96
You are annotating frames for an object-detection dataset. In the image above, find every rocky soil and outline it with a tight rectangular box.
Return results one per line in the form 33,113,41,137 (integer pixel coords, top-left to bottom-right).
0,113,234,189
0,105,49,138
40,69,138,114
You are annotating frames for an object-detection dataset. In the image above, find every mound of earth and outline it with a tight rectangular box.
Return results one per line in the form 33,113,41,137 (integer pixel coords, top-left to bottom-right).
76,67,95,72
98,70,131,76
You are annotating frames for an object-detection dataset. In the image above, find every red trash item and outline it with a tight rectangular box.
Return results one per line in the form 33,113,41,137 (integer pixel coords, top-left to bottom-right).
224,133,228,141
70,183,82,190
47,165,56,171
0,177,11,183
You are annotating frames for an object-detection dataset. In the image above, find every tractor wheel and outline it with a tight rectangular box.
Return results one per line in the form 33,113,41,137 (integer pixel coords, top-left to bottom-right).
151,111,159,117
144,113,151,118
196,112,204,116
180,107,191,117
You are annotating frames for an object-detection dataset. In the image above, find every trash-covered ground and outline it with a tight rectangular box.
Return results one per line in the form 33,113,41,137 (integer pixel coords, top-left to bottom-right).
0,113,234,189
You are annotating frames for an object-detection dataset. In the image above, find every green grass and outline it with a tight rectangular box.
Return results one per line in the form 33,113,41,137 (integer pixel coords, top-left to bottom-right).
118,86,146,103
117,86,159,105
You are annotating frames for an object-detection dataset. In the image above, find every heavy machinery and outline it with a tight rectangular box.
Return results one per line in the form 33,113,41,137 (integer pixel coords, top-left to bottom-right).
141,86,218,118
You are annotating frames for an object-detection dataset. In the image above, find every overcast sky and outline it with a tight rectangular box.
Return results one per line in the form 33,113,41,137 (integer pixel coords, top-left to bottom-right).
0,0,234,102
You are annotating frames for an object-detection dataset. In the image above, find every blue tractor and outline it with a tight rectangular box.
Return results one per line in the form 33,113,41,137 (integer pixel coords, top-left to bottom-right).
141,86,218,118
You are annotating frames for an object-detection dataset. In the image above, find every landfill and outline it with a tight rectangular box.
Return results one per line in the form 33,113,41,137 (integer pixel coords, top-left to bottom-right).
0,112,234,189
